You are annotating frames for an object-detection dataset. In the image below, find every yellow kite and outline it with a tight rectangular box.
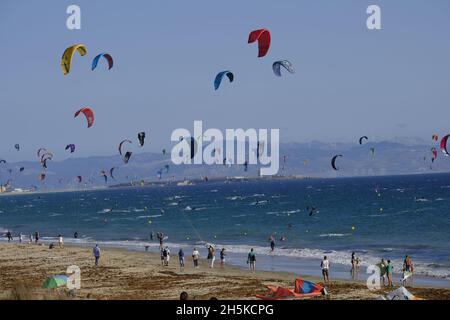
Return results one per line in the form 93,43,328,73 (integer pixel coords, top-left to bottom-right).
61,44,87,75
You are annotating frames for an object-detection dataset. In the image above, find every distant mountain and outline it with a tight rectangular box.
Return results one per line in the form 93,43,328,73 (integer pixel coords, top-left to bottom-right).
1,139,447,191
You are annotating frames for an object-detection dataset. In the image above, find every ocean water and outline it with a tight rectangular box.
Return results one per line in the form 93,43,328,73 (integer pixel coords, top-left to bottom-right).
1,174,449,284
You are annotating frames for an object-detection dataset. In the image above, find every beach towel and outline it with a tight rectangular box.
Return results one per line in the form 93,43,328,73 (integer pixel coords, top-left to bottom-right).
256,278,324,300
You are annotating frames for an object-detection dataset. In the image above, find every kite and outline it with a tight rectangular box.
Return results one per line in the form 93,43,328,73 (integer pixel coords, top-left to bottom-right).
248,29,271,58
214,71,234,90
440,134,450,156
39,173,46,181
138,132,145,147
14,144,20,151
100,170,108,183
91,53,113,71
432,134,439,141
61,44,87,75
74,107,94,128
431,147,438,162
110,167,116,180
359,136,368,145
118,139,132,156
331,155,342,170
65,144,76,153
19,167,25,172
76,176,82,183
272,60,294,77
123,151,132,164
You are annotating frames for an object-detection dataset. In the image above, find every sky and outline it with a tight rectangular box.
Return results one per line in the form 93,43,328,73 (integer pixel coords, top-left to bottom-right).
1,0,450,161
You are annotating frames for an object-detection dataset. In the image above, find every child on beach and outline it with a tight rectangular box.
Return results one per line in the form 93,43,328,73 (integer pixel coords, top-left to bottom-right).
321,256,330,284
247,248,256,272
192,248,199,268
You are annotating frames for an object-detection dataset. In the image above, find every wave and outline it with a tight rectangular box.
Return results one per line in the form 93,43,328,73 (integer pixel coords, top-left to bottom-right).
136,214,162,219
318,233,351,238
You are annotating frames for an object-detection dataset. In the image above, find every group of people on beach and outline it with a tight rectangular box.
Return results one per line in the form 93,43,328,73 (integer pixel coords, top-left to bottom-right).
4,231,40,244
378,255,414,287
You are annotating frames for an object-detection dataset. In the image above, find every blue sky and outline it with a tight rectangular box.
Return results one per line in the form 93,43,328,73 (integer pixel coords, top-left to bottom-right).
1,0,450,161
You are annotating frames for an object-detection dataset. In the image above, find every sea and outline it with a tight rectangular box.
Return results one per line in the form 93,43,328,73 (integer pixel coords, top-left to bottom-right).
1,174,449,288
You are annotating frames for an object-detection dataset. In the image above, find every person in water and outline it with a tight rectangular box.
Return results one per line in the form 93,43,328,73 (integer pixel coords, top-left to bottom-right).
269,236,275,252
247,248,256,272
74,231,78,239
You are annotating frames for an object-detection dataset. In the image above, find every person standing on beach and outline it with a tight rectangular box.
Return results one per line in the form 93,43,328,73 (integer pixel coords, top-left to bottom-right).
220,248,226,267
378,259,387,286
207,245,216,268
386,260,394,287
6,231,13,242
58,234,64,248
247,248,256,272
321,256,330,284
18,233,22,243
192,247,200,268
93,244,101,266
351,252,356,279
29,234,33,244
34,231,39,244
178,248,185,268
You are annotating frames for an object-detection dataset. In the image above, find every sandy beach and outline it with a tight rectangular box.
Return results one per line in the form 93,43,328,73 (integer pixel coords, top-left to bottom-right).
0,243,448,300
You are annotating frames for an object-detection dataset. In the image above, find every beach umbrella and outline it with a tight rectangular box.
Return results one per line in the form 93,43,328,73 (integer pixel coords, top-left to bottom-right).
42,275,68,289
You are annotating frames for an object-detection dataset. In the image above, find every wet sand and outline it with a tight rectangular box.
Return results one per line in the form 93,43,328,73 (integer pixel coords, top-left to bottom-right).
0,243,448,300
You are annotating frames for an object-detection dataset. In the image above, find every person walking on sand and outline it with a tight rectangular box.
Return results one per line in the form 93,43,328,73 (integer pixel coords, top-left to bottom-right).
18,233,22,243
93,244,101,266
58,234,64,248
29,234,33,244
160,247,165,266
220,248,226,267
207,245,216,268
34,231,39,244
247,248,256,272
192,247,200,268
321,256,330,284
386,260,394,287
178,248,185,268
163,246,170,266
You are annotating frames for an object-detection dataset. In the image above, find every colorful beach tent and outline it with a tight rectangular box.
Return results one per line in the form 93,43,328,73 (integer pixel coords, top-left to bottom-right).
256,278,325,300
43,275,68,289
378,287,423,300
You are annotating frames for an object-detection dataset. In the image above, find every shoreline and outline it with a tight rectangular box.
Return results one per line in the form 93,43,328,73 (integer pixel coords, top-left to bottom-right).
0,243,448,300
